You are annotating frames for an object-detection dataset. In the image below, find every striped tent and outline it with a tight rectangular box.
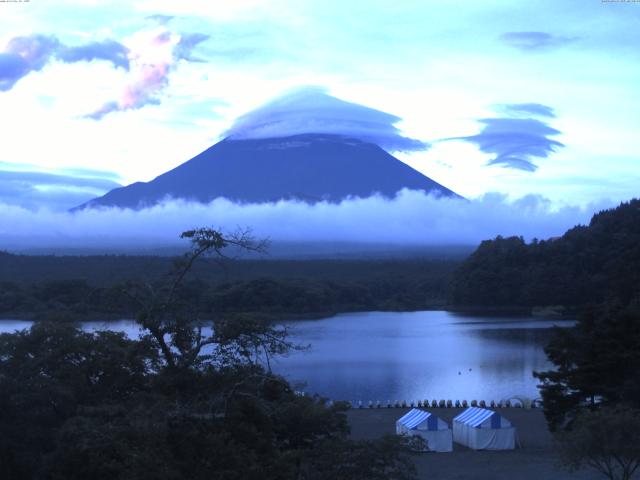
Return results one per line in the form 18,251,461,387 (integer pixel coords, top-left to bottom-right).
453,407,516,450
396,409,453,452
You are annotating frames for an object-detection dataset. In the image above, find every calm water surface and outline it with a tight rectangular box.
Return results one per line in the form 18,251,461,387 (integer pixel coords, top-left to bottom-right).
277,311,574,403
0,311,574,403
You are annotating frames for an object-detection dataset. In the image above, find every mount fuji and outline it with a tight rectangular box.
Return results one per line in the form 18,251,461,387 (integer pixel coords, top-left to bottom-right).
76,133,459,210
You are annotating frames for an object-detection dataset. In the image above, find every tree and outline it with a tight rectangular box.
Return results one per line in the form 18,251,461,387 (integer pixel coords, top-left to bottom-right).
0,322,155,479
558,406,640,480
123,227,290,372
451,198,640,309
534,305,640,430
299,435,421,480
0,228,421,479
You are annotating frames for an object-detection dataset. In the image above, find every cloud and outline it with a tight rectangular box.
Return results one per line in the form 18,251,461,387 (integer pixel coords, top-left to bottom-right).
0,160,121,181
87,68,167,119
58,167,122,182
146,14,175,25
57,40,130,70
499,31,577,51
0,170,119,190
224,86,428,152
0,34,60,90
497,103,556,118
0,54,29,91
0,168,121,211
0,28,209,116
458,118,563,171
450,103,563,172
175,33,210,61
0,190,611,251
0,34,129,91
87,28,210,119
5,34,60,70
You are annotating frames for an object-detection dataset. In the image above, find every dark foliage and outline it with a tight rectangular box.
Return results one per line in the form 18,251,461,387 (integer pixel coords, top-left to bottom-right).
300,435,420,480
0,324,385,479
0,229,419,479
534,305,640,430
0,322,156,478
0,258,456,320
451,199,640,309
447,199,640,451
557,406,640,480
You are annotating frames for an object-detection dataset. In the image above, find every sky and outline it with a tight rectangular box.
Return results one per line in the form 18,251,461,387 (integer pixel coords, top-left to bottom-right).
0,0,639,249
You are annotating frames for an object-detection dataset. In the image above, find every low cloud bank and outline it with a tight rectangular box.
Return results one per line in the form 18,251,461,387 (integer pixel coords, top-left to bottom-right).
0,190,611,252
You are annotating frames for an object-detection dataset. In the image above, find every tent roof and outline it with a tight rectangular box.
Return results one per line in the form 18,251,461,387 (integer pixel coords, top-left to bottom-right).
397,409,433,429
454,407,498,427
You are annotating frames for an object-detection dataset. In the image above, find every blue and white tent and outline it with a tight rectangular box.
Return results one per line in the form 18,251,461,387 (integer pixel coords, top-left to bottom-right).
396,409,453,452
453,407,516,450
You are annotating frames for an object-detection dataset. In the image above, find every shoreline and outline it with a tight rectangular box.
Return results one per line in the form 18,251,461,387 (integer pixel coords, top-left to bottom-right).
447,305,580,319
0,307,432,323
0,304,578,323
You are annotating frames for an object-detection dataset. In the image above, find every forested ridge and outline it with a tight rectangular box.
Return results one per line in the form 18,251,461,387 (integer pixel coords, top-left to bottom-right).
0,255,456,320
451,198,640,309
525,201,640,479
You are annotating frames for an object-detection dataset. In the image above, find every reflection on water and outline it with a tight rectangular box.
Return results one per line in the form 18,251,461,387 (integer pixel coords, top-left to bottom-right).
0,311,574,403
275,311,574,403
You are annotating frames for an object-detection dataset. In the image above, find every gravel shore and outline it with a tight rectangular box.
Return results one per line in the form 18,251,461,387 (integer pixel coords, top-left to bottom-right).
347,408,598,480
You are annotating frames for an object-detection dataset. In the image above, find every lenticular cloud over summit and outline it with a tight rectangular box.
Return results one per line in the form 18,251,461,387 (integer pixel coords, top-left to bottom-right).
224,86,427,152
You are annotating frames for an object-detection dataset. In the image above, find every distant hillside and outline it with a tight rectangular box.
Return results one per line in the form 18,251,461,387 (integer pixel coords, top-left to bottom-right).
76,134,459,210
451,199,640,309
0,253,459,320
0,252,457,286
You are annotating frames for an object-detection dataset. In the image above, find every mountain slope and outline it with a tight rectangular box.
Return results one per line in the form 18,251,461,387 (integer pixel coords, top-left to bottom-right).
76,134,459,210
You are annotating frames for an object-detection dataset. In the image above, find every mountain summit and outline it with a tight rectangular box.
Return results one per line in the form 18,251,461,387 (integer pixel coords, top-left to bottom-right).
75,133,459,210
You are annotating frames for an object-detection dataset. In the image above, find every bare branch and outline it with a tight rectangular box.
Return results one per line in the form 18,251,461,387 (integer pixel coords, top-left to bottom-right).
122,227,282,372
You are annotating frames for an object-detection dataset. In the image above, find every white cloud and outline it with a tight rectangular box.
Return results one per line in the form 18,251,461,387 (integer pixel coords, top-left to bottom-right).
224,86,427,152
0,190,612,251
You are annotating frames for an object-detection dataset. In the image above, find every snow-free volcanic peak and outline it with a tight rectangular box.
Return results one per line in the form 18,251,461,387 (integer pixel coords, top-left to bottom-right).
75,89,460,210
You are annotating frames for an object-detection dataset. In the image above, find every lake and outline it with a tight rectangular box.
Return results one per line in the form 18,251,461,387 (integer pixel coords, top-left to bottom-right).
277,311,574,404
0,311,573,404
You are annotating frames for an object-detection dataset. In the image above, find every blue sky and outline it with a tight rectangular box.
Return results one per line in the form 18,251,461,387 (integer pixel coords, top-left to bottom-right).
0,0,639,212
